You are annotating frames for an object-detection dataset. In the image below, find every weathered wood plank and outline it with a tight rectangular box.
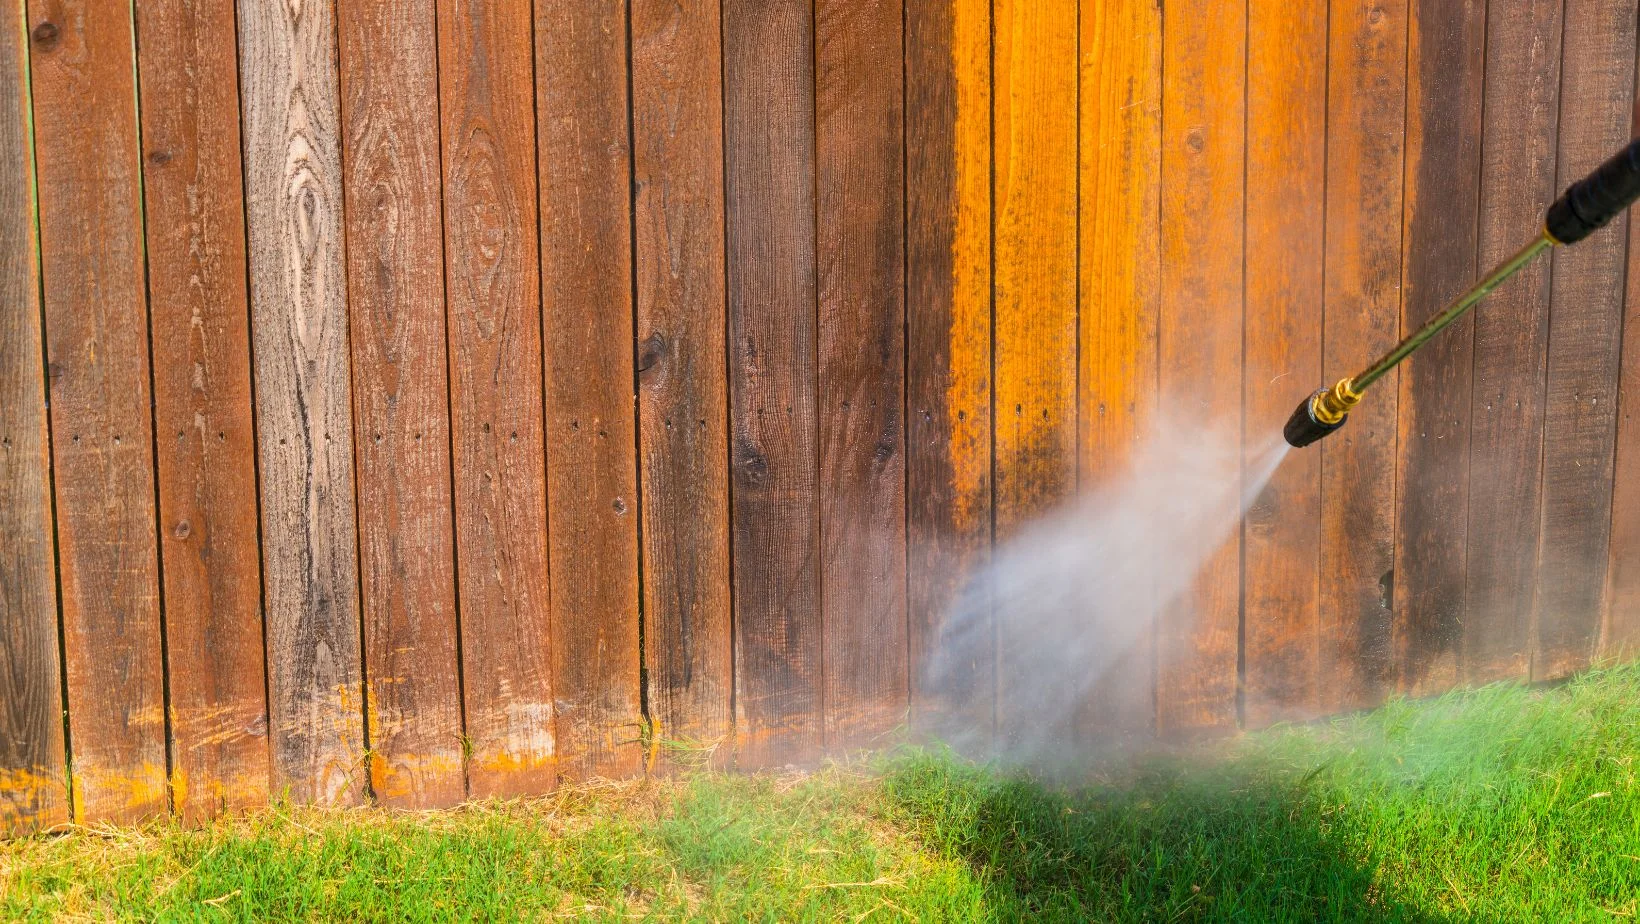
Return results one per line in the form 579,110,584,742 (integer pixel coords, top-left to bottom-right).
1156,0,1244,735
1463,0,1561,685
906,0,992,742
816,0,907,751
722,0,822,768
135,0,270,820
992,0,1077,744
1076,0,1160,742
237,0,365,805
631,0,733,758
1540,0,1635,678
338,0,464,807
1318,0,1406,715
535,0,644,781
28,0,167,823
1608,59,1640,660
437,0,556,798
1393,0,1485,697
0,0,67,834
1242,0,1325,727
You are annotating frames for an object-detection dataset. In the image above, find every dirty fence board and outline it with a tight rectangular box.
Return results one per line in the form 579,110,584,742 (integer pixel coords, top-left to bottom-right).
0,0,66,834
28,0,167,824
1242,0,1325,728
906,0,993,742
1541,0,1636,677
338,0,464,808
437,0,556,799
1076,0,1160,741
1462,0,1561,685
1318,0,1407,715
1156,0,1244,735
630,0,733,760
535,0,644,781
135,0,270,820
722,0,823,768
816,0,908,751
1393,0,1485,697
239,0,365,806
992,0,1077,746
1609,48,1640,660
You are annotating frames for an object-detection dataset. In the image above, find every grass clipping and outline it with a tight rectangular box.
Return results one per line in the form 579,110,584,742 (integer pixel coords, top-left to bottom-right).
4,664,1640,921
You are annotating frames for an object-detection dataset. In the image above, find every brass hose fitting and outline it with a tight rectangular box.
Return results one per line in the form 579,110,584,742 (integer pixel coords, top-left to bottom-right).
1310,378,1362,426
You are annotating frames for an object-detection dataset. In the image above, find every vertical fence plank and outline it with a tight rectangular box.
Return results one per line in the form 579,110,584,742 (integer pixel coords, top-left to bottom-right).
437,0,556,798
993,0,1077,743
1609,54,1640,660
1242,0,1326,727
1393,0,1485,697
238,0,364,805
722,0,822,768
1077,0,1160,740
337,0,464,808
0,0,66,834
135,0,270,820
1156,0,1244,735
1463,0,1561,685
1541,0,1636,678
630,0,733,760
535,0,643,781
27,0,166,823
816,0,907,751
1319,0,1406,715
907,0,992,740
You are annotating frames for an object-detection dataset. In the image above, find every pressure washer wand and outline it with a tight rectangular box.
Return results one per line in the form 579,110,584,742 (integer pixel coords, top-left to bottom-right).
1284,136,1640,448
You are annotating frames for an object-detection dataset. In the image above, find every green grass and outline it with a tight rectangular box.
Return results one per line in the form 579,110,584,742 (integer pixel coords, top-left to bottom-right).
3,664,1638,922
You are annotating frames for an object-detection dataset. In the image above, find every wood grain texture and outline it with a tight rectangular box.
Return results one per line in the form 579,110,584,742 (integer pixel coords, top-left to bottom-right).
535,0,643,781
135,0,270,821
1156,0,1244,735
0,0,66,834
1318,0,1406,715
816,0,907,751
1393,0,1485,697
1539,0,1635,678
437,0,556,799
1608,58,1640,661
237,0,365,805
631,0,732,758
906,0,992,741
1242,0,1325,728
992,0,1077,743
1463,0,1561,685
28,0,167,824
722,0,822,769
337,0,464,808
1077,0,1159,741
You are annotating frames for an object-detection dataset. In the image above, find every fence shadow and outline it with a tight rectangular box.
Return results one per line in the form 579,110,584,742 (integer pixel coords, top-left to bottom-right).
881,753,1477,923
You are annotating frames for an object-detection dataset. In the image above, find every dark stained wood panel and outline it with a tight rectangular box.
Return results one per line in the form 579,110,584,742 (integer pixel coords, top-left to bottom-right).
136,0,271,821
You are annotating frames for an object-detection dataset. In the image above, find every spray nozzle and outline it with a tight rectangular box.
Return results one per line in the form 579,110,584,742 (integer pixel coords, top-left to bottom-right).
1283,378,1360,448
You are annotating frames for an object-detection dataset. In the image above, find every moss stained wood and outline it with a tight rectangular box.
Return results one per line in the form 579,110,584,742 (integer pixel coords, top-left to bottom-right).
135,0,271,820
28,0,168,823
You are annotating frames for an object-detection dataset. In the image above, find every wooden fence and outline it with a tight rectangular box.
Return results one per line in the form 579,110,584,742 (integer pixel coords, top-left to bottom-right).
3,0,1639,833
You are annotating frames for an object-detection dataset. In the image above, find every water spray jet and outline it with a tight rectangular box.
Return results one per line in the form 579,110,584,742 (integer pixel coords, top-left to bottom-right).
1285,136,1640,448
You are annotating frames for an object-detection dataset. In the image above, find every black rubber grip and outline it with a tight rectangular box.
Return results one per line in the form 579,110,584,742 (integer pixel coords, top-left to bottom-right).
1546,137,1640,245
1283,389,1345,448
